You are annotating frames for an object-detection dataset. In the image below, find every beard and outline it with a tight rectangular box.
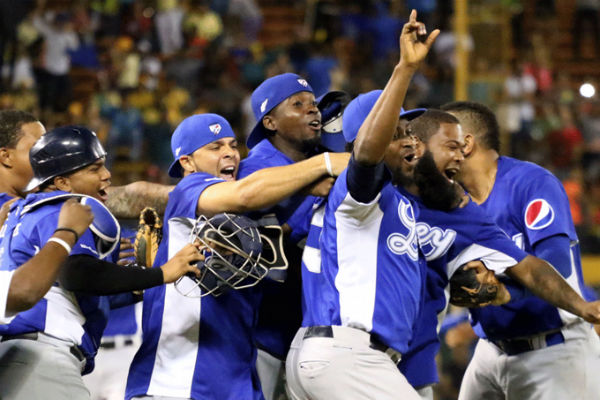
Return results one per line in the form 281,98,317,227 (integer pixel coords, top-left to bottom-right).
414,150,463,211
301,135,323,156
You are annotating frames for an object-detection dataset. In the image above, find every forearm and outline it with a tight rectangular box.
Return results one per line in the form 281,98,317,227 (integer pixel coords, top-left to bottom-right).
353,64,416,164
106,182,173,218
6,231,76,313
506,255,587,316
58,255,164,295
199,155,328,214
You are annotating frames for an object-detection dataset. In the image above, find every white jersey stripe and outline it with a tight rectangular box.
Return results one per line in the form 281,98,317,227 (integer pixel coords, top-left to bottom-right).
335,192,383,333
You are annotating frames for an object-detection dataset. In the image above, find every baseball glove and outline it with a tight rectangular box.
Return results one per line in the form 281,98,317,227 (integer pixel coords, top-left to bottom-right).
134,207,163,268
449,261,501,307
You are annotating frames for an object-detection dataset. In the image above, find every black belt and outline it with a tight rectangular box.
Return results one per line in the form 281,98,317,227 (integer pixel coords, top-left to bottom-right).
100,338,135,349
1,332,86,362
303,326,402,365
491,331,565,356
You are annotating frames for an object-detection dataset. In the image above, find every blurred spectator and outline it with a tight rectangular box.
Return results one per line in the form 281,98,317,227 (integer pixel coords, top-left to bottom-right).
548,105,583,177
155,0,184,55
574,0,600,58
184,0,223,44
227,0,262,42
32,7,79,115
106,92,143,164
502,62,537,160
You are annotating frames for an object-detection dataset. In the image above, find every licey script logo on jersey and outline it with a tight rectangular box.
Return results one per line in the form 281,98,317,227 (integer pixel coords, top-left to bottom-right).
387,198,419,261
525,199,555,230
209,123,222,135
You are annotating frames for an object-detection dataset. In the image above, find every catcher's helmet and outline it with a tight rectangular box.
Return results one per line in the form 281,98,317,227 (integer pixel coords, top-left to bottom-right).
317,91,351,153
177,213,267,297
26,126,106,191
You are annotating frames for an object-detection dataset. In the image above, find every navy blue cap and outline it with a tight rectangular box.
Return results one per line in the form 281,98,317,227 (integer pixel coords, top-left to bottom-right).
342,90,426,143
247,73,314,149
317,91,351,152
168,113,236,178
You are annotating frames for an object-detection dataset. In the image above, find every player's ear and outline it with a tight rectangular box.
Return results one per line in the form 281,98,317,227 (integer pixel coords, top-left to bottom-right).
53,176,71,192
0,147,13,168
179,155,196,174
262,115,276,132
463,134,475,157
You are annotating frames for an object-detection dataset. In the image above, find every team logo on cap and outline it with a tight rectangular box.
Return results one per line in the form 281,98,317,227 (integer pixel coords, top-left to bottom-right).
297,79,308,87
260,98,269,113
175,146,182,156
209,123,222,135
525,199,555,230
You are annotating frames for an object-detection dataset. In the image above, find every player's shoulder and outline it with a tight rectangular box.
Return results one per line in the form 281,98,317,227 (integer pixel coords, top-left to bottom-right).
499,156,559,185
175,172,223,192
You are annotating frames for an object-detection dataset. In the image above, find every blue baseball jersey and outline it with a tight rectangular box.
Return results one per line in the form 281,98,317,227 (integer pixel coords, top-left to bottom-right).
302,169,422,354
0,191,119,374
470,156,587,340
238,138,316,358
0,192,15,323
125,172,264,400
396,190,528,387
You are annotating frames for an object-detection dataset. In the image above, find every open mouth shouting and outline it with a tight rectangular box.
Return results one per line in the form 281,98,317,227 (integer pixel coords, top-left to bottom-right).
444,167,459,183
219,165,237,181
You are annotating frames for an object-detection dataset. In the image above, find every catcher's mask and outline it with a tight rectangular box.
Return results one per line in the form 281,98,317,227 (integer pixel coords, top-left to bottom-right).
175,213,287,298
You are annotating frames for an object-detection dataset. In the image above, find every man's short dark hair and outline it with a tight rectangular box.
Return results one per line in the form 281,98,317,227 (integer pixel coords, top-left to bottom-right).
0,110,38,148
406,109,460,143
441,101,500,152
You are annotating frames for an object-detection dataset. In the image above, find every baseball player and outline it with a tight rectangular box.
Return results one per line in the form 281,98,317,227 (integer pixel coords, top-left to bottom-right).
285,10,439,400
238,71,334,399
0,125,202,400
0,110,96,322
441,101,600,399
125,113,347,400
390,109,600,399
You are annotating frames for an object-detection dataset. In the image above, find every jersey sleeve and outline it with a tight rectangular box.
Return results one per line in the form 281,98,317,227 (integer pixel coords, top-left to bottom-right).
519,172,576,246
446,206,528,278
170,172,225,219
329,169,385,226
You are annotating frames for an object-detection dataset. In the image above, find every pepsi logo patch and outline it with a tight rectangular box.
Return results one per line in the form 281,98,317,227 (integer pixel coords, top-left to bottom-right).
297,78,308,87
209,123,222,135
525,199,555,230
260,98,269,113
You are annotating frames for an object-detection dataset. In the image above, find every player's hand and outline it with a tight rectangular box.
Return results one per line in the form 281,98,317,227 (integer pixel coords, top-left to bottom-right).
327,152,351,177
579,300,600,324
117,237,135,266
160,243,203,284
304,177,335,197
399,10,440,70
0,197,17,227
57,198,93,238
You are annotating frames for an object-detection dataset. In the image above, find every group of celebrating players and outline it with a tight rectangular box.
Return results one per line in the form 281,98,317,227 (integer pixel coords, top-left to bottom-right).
0,9,598,400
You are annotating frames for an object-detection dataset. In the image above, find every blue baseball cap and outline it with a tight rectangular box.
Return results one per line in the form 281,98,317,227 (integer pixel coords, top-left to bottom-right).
168,113,236,178
317,90,351,152
247,73,314,149
342,90,426,143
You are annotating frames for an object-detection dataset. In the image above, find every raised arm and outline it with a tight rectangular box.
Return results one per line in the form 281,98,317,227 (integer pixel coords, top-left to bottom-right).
197,152,349,215
353,10,439,164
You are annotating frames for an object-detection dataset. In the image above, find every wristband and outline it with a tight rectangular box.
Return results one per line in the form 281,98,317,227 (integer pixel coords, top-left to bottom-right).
54,227,79,243
48,237,72,254
324,152,334,177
